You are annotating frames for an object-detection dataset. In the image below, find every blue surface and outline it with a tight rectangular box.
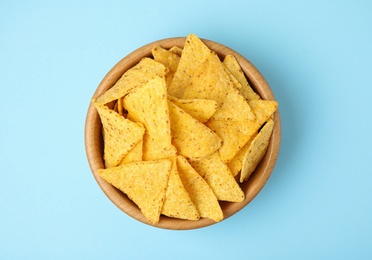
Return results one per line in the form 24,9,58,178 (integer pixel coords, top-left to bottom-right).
1,1,371,259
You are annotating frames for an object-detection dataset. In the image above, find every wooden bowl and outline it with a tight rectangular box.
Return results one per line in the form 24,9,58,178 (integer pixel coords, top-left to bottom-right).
85,37,281,230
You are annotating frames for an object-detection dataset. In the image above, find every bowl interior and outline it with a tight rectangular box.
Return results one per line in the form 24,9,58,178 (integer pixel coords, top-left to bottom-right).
85,37,281,230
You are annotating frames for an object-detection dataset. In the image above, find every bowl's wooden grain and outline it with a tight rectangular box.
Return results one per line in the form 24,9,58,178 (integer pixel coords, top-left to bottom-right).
85,37,281,230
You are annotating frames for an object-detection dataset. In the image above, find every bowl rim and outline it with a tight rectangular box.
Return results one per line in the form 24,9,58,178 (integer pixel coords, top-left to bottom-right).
84,36,281,230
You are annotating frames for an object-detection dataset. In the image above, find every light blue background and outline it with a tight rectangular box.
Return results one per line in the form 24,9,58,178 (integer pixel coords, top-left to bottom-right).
1,0,371,259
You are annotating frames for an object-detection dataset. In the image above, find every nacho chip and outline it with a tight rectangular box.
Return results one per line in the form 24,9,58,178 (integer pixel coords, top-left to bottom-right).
169,46,183,56
96,58,168,104
98,159,172,224
177,156,223,222
123,77,176,160
206,120,258,163
227,133,257,176
223,54,261,100
119,139,143,165
168,34,212,98
168,96,218,123
152,46,180,87
168,100,222,160
161,157,200,220
241,119,275,182
210,83,255,121
249,99,278,123
190,152,244,202
93,100,145,168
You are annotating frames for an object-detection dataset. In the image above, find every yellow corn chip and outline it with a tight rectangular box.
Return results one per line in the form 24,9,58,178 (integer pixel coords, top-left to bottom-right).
241,119,275,182
98,159,172,224
93,100,145,168
152,46,180,87
168,96,218,123
96,58,168,104
119,139,143,165
210,84,255,121
168,100,222,160
177,156,223,222
161,157,200,220
168,34,212,98
123,76,176,161
190,152,244,202
227,133,257,176
223,54,261,100
249,99,278,123
169,46,183,56
206,120,258,163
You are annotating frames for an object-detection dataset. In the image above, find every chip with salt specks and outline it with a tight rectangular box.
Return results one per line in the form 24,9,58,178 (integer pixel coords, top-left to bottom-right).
223,54,261,101
168,99,222,160
169,46,183,56
96,57,168,105
177,156,223,222
161,157,200,220
206,119,258,163
93,100,145,168
241,119,275,183
227,133,257,176
151,46,180,87
119,139,143,165
97,159,172,225
123,76,176,161
168,34,212,98
189,152,244,202
168,96,218,123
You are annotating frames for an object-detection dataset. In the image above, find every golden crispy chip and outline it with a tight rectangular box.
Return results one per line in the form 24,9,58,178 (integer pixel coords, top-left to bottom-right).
190,152,244,202
96,58,168,104
168,34,212,98
152,46,180,87
161,157,200,220
169,46,183,56
98,159,172,224
117,97,124,116
223,54,261,100
180,51,255,121
93,100,145,168
168,100,222,160
227,133,257,176
241,119,275,182
249,99,278,123
206,120,258,163
181,52,229,106
119,139,143,165
123,77,176,161
177,156,223,222
168,96,218,123
210,84,255,121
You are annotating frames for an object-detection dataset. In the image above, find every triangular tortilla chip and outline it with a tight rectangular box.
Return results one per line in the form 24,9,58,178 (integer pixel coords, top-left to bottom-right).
249,99,278,123
206,120,258,163
168,96,218,123
93,100,145,168
168,100,222,160
168,34,212,98
119,139,143,165
190,152,244,202
98,159,172,224
124,77,176,161
169,46,183,56
227,133,257,176
152,46,180,87
161,157,200,220
223,54,261,101
241,119,275,182
177,156,223,222
96,58,168,104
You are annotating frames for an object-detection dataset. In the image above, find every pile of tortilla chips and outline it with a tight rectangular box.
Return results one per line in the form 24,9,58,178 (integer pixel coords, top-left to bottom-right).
92,34,278,225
